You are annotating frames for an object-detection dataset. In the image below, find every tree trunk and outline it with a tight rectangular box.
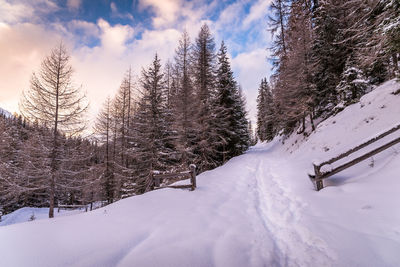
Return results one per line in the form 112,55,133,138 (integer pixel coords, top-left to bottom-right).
310,112,315,131
49,50,61,219
278,0,287,57
393,53,399,74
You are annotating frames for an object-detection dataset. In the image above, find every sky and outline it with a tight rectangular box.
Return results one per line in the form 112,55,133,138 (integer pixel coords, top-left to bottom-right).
0,0,272,126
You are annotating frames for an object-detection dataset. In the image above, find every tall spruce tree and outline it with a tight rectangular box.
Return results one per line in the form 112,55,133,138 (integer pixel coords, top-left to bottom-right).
311,0,349,115
215,41,249,161
191,24,221,171
172,30,198,167
131,54,174,193
256,78,275,141
232,86,251,154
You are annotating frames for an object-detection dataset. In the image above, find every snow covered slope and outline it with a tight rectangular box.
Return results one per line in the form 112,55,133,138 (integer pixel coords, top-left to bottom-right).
0,107,12,118
1,80,400,267
0,207,86,227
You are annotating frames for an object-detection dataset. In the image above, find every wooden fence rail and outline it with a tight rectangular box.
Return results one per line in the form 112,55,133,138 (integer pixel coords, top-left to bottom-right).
57,204,88,213
151,164,197,191
309,123,400,191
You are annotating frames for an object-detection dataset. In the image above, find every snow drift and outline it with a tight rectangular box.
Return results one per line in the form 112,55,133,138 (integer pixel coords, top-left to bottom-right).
1,80,400,267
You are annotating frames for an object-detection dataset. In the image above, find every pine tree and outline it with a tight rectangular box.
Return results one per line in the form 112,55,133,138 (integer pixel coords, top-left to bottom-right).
172,30,198,167
280,0,315,133
94,97,115,203
248,121,257,146
0,115,52,212
215,41,249,161
232,86,251,155
191,24,221,171
131,54,174,193
335,58,370,108
257,78,275,141
369,0,400,77
112,69,136,198
311,0,349,115
268,0,291,68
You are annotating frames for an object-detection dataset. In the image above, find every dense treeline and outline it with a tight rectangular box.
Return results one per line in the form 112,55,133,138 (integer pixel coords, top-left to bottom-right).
0,24,252,216
0,113,100,214
96,25,251,200
257,0,400,141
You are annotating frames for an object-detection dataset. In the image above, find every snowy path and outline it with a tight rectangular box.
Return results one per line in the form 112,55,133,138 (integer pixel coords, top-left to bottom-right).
243,145,336,267
0,144,335,267
2,140,400,266
103,144,338,267
2,80,400,266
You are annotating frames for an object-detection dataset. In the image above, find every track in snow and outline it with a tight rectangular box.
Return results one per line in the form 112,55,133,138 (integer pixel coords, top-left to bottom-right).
243,145,336,267
0,144,337,267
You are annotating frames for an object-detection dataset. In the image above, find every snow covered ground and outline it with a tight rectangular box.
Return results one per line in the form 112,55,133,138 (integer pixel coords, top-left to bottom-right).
0,107,12,118
1,80,400,266
0,207,85,227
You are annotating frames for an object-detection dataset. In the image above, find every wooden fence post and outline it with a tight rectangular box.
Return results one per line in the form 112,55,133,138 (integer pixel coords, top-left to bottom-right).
155,174,160,187
150,172,154,190
189,164,197,191
313,164,323,191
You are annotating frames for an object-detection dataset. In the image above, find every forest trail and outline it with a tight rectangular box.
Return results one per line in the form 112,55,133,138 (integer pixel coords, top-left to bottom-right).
242,145,336,267
0,143,335,267
2,80,400,266
2,139,400,266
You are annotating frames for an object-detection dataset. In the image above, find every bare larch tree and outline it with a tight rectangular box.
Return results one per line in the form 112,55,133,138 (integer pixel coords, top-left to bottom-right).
20,43,88,218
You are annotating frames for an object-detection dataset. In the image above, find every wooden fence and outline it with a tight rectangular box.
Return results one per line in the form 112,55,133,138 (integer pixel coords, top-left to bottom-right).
309,123,400,191
57,204,88,213
151,164,197,191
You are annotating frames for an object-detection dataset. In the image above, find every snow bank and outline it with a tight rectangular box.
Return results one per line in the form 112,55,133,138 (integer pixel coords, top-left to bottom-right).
0,207,84,227
274,79,400,266
0,155,278,267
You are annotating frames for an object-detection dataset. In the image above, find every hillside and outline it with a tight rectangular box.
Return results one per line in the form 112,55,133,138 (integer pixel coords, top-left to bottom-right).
1,80,400,266
0,107,12,118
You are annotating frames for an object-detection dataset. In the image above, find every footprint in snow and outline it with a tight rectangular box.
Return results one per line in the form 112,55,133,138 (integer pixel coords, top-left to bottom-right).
361,205,372,210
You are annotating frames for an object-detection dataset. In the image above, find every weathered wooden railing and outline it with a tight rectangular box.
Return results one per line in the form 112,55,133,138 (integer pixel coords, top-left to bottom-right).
151,164,197,191
309,123,400,191
57,204,88,213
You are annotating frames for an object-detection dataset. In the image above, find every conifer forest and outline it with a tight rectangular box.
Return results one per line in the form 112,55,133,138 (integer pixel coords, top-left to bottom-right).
0,25,252,216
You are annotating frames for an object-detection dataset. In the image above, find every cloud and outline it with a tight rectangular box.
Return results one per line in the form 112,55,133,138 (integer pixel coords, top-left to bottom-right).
0,22,62,113
0,0,34,23
0,13,181,122
217,1,244,26
97,19,134,55
69,26,181,121
232,48,271,124
139,0,181,28
67,0,81,10
0,0,59,24
0,0,273,125
68,19,99,37
110,2,134,21
243,0,271,28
